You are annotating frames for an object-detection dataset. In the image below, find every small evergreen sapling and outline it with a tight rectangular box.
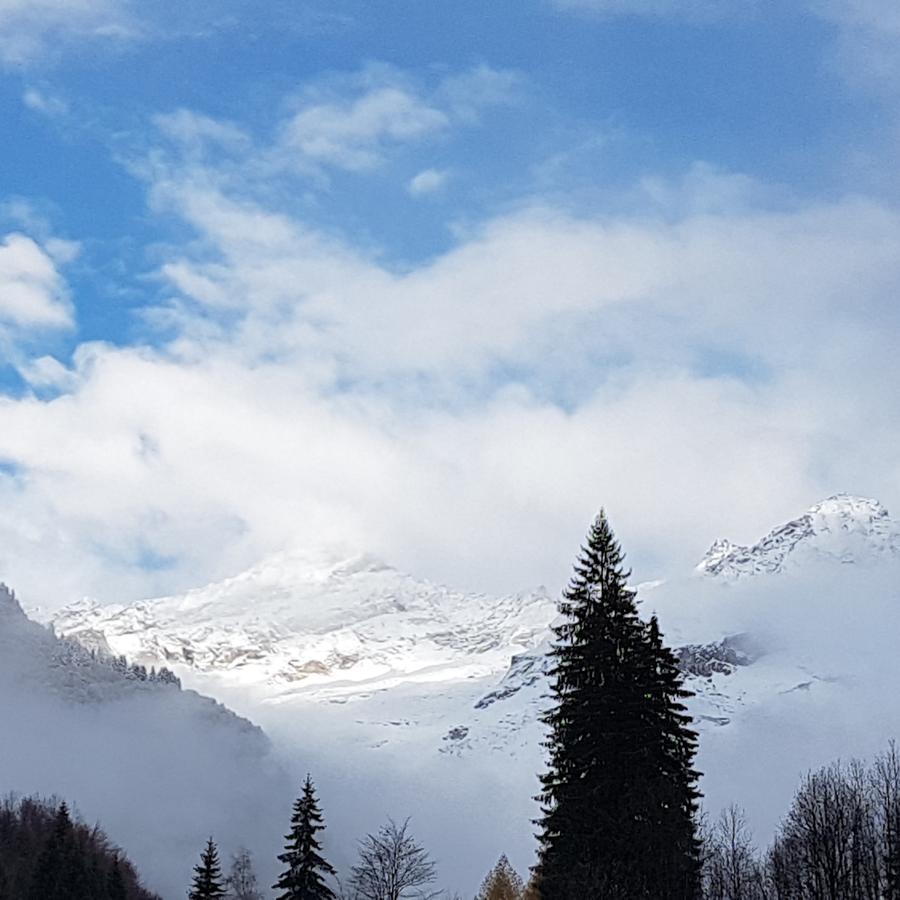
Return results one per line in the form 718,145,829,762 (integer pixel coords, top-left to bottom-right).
274,775,337,900
188,838,226,900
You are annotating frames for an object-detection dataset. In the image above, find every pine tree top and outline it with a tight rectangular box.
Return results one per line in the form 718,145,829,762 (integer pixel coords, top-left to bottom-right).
189,838,226,899
274,777,336,900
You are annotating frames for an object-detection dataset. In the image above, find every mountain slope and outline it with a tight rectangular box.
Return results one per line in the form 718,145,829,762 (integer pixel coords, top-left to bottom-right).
0,584,291,899
53,547,556,701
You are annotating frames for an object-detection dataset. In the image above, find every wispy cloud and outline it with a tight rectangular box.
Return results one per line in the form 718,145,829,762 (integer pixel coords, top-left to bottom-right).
149,64,521,185
278,82,448,172
0,0,136,66
407,168,449,197
21,86,69,117
550,0,754,19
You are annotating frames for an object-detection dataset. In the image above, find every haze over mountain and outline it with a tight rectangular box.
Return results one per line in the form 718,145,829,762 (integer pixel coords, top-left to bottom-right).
47,493,900,893
0,585,292,899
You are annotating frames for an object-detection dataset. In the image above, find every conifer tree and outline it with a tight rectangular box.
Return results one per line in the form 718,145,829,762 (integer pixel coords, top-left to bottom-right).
535,509,701,899
189,838,226,900
639,615,702,894
29,801,90,900
274,775,336,900
476,854,524,900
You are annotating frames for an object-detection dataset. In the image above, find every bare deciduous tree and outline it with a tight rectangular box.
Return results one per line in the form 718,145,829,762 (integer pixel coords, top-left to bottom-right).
872,741,900,899
768,760,878,900
226,848,262,900
701,805,766,900
347,818,438,900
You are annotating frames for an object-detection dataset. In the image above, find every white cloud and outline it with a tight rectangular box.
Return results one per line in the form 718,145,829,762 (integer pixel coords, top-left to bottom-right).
1,158,899,612
279,84,448,172
0,0,134,66
18,354,79,390
152,65,521,182
0,232,74,331
407,168,449,197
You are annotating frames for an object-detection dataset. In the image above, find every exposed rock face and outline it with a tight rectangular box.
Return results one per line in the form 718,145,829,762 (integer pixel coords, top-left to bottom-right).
674,634,757,678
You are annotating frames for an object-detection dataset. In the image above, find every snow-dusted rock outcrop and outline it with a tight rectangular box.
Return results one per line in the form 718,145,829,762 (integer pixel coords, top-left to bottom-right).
697,494,900,579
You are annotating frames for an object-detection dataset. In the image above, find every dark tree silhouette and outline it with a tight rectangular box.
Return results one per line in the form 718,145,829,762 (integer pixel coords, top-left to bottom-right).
274,775,336,900
189,838,226,900
0,795,157,900
535,509,701,899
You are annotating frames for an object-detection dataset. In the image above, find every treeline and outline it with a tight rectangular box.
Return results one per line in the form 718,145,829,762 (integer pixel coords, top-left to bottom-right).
0,795,160,900
702,743,900,900
54,634,182,688
188,777,445,900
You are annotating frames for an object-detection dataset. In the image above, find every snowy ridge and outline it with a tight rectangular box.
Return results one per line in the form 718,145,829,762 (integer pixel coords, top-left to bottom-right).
696,494,900,579
50,495,900,752
0,582,258,729
53,546,557,701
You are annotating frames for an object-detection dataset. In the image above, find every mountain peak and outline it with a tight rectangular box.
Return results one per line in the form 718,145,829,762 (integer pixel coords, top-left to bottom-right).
807,493,889,522
697,494,900,579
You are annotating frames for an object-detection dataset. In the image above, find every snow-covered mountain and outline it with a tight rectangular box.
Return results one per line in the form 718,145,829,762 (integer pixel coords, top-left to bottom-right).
0,584,291,899
696,493,900,579
45,493,900,894
52,547,556,703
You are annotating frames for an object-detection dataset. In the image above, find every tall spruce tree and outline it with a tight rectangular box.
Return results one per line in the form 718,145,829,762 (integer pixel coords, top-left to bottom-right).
274,775,336,900
535,510,701,899
188,838,226,900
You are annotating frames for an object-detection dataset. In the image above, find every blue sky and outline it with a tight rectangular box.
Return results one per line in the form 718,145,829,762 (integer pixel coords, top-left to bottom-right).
1,0,899,606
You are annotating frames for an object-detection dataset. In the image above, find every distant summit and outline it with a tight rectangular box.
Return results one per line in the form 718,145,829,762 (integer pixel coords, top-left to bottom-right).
52,545,556,695
697,494,900,579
